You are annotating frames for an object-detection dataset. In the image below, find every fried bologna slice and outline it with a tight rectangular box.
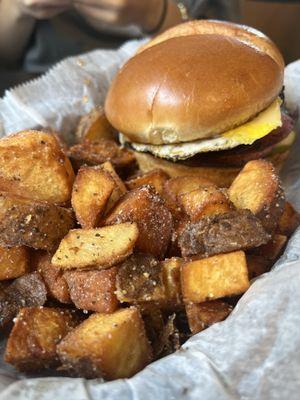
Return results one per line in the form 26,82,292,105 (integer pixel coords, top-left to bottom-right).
104,186,173,258
0,272,47,327
186,300,233,334
0,246,29,280
52,222,138,270
116,254,165,303
179,187,232,222
277,202,300,237
0,192,75,251
5,307,78,371
57,307,152,380
181,251,250,302
68,139,135,172
0,130,74,204
64,267,118,313
36,252,71,304
75,107,115,143
126,169,169,195
72,166,115,228
228,160,285,232
179,210,270,257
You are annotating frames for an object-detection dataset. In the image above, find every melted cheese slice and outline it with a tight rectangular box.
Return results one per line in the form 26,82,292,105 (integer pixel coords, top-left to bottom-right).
124,99,282,161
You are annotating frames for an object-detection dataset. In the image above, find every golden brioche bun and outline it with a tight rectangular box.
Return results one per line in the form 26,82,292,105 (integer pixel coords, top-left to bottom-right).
105,34,283,145
138,20,284,69
134,150,289,188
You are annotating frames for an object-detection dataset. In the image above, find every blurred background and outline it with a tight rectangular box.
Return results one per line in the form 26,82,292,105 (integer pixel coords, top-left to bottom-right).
0,0,299,96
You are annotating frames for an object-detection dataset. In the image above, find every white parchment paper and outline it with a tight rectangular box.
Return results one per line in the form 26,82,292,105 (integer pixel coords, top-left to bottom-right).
0,42,300,400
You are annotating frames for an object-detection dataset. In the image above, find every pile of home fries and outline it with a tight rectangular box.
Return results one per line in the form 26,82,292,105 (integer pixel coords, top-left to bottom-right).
0,107,299,381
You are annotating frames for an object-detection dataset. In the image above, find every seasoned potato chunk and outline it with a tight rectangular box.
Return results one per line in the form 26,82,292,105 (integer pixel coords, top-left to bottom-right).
116,254,165,303
0,246,29,280
0,130,74,204
161,257,183,307
5,307,78,371
0,192,75,251
179,210,270,257
186,300,233,334
163,175,216,214
36,252,71,304
101,161,127,213
75,107,115,143
64,267,118,313
52,222,138,270
277,202,300,237
104,186,173,258
246,255,271,279
68,139,135,173
228,160,285,232
57,307,152,380
179,187,232,221
126,169,169,195
0,272,47,327
72,166,115,228
181,251,250,302
251,234,287,262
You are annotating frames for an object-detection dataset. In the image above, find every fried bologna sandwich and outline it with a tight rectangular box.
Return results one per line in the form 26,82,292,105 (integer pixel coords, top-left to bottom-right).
105,20,294,186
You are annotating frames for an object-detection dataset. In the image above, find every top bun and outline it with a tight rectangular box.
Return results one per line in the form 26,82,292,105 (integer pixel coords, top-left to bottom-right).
138,20,284,69
105,22,284,145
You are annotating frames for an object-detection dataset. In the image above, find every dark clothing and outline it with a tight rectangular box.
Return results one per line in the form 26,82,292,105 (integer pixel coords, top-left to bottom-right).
23,1,236,73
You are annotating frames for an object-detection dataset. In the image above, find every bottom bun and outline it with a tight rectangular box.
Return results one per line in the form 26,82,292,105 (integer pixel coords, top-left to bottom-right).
134,150,289,187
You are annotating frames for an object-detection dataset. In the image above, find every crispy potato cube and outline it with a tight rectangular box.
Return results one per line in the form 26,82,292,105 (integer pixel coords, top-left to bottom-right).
161,257,183,306
163,175,216,214
76,107,115,143
52,222,138,270
101,161,127,213
104,186,173,258
186,300,233,334
116,254,165,303
228,160,285,232
64,267,118,313
36,252,71,304
277,202,300,237
0,246,29,280
126,169,169,195
72,166,115,228
252,234,287,262
138,303,164,347
179,187,232,222
0,130,74,204
181,251,250,302
0,192,75,251
0,272,47,327
5,307,78,371
57,307,152,380
246,255,271,279
179,210,270,257
68,139,135,173
41,128,69,153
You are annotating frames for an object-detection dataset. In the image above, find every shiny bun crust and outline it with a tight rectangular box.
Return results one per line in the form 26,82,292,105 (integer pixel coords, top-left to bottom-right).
134,150,289,188
105,34,283,145
138,20,284,69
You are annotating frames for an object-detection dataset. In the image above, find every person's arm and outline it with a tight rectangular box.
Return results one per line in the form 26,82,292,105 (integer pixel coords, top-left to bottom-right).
75,0,184,36
0,0,71,67
0,0,35,66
